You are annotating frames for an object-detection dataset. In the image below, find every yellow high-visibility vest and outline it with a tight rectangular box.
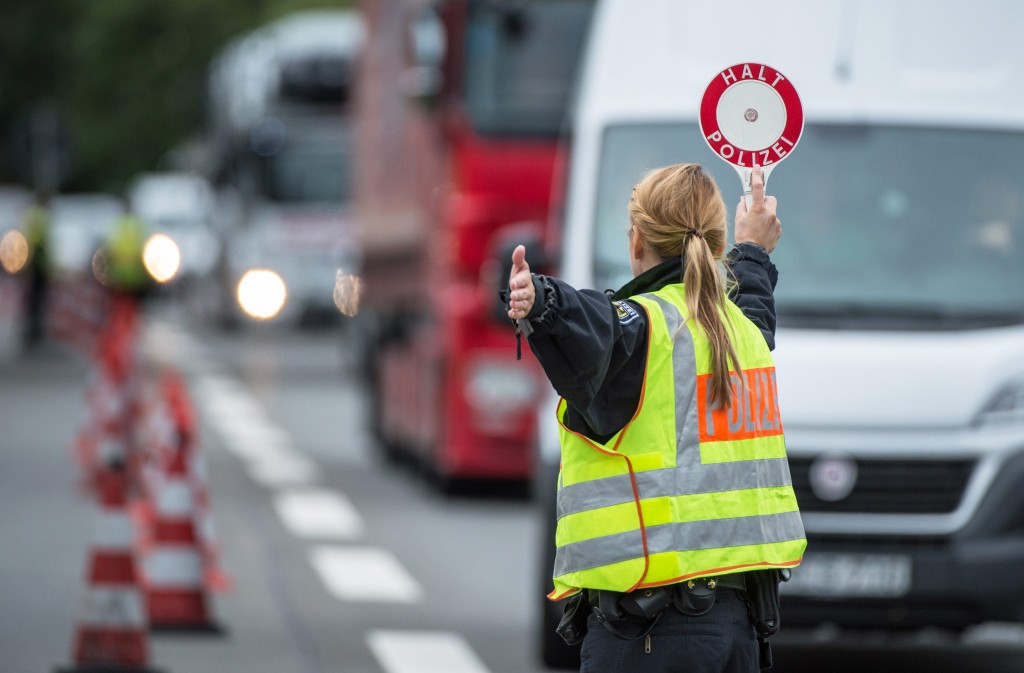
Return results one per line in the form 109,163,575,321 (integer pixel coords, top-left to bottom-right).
106,215,150,292
549,284,805,600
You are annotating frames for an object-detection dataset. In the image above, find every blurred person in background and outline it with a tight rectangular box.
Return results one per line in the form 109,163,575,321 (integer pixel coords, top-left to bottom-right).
505,165,804,673
20,190,53,350
102,201,153,300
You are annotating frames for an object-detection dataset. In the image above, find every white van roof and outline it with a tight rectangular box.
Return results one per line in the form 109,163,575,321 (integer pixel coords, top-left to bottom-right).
579,0,1024,131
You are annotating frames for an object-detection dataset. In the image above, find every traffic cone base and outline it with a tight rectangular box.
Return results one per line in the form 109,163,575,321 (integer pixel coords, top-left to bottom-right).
145,548,224,633
58,469,162,673
142,450,225,633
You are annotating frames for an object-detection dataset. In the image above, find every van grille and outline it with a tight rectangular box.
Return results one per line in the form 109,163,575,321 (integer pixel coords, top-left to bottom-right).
789,457,975,514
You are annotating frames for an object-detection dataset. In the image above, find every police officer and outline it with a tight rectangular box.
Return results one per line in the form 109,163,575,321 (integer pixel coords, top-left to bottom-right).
20,191,52,349
102,207,153,297
507,164,805,672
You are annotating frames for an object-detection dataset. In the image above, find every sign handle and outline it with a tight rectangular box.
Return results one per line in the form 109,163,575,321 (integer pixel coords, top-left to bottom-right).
734,164,775,208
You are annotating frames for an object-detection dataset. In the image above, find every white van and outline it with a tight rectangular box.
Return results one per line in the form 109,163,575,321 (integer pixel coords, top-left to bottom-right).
536,0,1024,666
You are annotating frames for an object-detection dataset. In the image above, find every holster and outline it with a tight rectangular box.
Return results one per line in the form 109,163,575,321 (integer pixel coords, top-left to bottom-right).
743,568,789,638
555,592,590,646
742,568,791,671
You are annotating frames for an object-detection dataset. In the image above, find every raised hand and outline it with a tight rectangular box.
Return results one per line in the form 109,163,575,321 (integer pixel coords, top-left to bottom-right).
507,244,535,320
734,165,781,253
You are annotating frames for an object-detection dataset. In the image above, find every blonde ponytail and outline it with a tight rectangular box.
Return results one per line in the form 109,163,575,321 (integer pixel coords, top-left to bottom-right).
630,164,740,408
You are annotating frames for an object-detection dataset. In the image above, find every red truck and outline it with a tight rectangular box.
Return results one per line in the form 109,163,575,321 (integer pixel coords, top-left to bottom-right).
353,0,593,489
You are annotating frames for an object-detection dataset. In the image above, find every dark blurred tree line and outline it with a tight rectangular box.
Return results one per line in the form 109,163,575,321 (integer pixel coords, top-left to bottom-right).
0,0,352,194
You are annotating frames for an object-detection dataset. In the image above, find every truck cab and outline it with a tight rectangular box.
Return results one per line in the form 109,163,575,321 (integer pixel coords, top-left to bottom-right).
207,10,363,325
537,0,1024,667
353,0,593,487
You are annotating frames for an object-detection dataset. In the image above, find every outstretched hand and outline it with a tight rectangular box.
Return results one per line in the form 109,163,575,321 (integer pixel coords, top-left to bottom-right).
734,165,781,253
507,244,535,321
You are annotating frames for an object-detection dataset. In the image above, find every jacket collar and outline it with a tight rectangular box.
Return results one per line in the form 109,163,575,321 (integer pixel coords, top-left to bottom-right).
610,258,682,301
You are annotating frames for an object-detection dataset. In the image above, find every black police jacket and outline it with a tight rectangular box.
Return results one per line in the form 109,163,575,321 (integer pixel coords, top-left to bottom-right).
521,243,778,444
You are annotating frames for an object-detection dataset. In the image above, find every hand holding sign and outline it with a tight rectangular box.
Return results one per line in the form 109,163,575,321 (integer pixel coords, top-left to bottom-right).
734,165,781,253
700,63,803,207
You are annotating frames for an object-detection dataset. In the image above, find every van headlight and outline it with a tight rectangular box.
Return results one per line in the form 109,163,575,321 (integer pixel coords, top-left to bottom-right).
975,376,1024,426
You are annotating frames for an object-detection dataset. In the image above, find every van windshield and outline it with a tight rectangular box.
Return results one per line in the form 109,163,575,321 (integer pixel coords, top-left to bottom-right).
463,0,592,137
594,123,1024,328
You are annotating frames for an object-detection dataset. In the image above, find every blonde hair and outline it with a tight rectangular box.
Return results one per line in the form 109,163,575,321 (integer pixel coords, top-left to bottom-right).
629,163,739,408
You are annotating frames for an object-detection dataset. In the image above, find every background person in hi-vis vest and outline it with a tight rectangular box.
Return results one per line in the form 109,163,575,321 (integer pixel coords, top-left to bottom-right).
505,164,805,673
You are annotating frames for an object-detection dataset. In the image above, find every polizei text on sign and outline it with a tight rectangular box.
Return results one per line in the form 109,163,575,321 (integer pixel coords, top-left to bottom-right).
699,62,803,170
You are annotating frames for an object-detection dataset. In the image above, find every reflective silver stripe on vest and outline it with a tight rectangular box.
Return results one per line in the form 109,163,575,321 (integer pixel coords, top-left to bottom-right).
554,510,805,577
556,458,794,519
644,293,702,471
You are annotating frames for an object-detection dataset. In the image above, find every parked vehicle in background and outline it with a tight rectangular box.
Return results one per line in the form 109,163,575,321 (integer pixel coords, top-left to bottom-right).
128,172,219,283
206,9,363,326
49,193,125,279
536,0,1024,667
353,0,593,489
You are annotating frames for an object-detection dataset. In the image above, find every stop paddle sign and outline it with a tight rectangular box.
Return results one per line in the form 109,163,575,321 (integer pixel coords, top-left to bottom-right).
699,63,803,205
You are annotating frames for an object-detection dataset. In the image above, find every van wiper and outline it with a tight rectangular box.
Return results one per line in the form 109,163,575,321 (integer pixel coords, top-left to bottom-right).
779,301,1024,329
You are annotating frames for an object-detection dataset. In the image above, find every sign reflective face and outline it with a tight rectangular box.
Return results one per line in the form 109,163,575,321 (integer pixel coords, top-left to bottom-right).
699,63,803,170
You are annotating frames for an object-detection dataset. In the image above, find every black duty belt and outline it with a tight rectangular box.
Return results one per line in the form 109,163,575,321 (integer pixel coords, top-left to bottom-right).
704,573,747,592
587,572,750,638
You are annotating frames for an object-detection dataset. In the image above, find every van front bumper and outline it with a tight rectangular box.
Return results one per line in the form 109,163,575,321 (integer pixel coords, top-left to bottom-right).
782,534,1024,630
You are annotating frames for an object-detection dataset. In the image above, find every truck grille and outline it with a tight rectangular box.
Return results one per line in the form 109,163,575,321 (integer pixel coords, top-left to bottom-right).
789,457,975,514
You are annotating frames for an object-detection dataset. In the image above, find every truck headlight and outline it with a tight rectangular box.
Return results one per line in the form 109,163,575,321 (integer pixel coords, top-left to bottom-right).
237,268,287,320
465,359,538,416
975,376,1024,426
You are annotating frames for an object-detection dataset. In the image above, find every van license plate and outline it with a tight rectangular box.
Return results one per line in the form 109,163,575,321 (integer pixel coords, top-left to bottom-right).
782,553,911,598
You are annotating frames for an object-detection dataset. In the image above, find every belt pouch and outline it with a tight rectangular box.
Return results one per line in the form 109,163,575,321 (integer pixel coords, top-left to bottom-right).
672,580,717,616
619,587,671,621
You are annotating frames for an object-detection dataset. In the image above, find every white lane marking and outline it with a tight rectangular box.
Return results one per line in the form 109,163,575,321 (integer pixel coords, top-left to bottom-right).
367,630,491,673
309,546,421,603
274,489,363,539
248,454,319,487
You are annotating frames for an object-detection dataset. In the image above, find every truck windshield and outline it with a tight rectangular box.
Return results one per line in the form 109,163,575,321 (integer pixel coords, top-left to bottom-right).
593,123,1024,328
262,141,350,204
463,0,592,137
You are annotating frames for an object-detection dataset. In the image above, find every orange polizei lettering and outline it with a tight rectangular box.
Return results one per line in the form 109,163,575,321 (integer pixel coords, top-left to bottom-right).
698,366,783,443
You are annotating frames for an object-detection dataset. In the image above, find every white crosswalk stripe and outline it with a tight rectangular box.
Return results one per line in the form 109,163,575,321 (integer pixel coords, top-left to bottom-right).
310,545,421,603
367,630,492,673
274,488,364,539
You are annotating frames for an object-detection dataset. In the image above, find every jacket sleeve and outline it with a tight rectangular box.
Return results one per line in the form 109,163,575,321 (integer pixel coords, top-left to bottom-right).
522,275,647,439
726,242,779,351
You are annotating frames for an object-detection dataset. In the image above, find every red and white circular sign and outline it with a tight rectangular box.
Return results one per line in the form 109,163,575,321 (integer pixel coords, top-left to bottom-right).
699,63,803,169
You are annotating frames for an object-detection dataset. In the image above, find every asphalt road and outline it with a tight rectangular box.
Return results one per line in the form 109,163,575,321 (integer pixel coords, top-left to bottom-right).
3,298,1024,673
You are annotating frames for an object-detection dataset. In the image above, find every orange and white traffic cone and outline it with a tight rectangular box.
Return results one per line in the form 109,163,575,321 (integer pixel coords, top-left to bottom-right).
142,442,224,633
161,367,232,594
57,466,162,673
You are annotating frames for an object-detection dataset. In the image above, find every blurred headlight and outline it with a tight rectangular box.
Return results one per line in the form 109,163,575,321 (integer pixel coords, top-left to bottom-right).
237,269,287,320
975,376,1024,426
143,233,181,283
465,359,538,415
333,271,362,317
0,229,29,274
